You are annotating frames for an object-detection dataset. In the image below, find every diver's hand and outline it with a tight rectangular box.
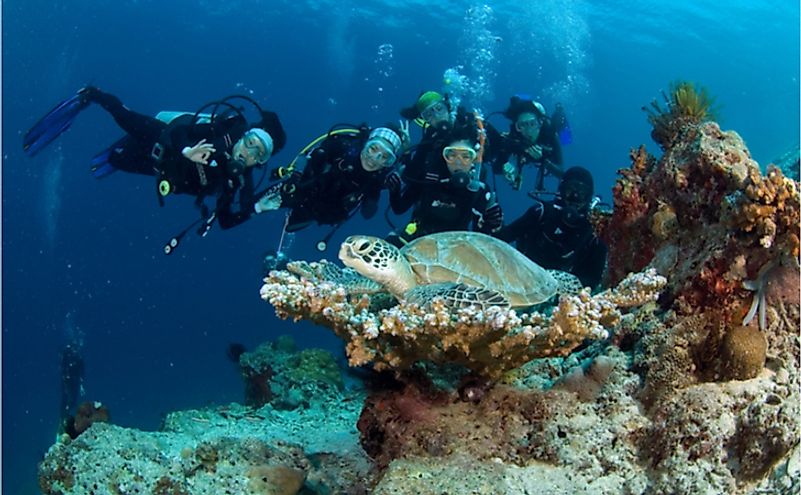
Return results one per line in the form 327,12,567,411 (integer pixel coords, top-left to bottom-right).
502,162,517,182
481,203,504,233
398,120,411,149
254,187,282,214
182,139,216,165
384,171,402,194
524,145,543,160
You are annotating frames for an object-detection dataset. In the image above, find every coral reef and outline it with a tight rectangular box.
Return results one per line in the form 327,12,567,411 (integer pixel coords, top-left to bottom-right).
238,336,344,410
260,267,665,379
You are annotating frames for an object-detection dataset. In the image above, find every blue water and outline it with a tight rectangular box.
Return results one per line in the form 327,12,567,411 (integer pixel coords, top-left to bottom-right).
3,1,799,492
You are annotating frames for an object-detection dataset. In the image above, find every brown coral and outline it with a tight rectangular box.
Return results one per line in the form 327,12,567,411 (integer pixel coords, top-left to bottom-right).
717,325,767,380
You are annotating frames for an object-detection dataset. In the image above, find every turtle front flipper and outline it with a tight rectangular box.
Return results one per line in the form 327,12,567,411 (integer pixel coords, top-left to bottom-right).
547,269,585,296
288,260,383,295
405,283,511,310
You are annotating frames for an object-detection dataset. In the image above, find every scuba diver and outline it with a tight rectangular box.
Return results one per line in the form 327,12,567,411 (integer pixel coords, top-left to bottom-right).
23,86,287,251
497,166,607,290
257,122,409,251
386,124,503,247
399,90,497,185
486,95,567,191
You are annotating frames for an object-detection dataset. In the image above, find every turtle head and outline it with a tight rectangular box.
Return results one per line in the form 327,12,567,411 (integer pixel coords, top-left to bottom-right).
339,235,416,297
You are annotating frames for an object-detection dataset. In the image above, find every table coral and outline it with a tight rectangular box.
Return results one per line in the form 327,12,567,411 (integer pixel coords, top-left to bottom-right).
260,267,665,379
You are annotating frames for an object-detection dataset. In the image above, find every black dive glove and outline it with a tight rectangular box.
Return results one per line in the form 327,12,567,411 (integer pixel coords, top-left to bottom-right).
384,171,402,194
480,203,504,233
78,86,120,110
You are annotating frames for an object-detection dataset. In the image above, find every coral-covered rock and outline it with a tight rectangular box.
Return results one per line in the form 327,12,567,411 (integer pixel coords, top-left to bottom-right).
643,375,799,494
599,123,799,317
357,380,558,469
38,393,373,495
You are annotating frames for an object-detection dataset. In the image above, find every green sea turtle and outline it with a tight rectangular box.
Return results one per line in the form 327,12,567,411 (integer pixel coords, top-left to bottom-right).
338,231,579,310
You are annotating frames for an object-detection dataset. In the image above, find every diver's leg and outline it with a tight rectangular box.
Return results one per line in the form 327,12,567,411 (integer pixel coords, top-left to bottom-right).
80,87,165,143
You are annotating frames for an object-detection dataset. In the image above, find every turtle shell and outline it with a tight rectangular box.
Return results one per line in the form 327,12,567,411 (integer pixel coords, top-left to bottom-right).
401,231,558,307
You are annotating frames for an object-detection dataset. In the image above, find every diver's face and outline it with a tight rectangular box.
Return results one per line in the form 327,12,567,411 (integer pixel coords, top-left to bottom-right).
559,180,592,212
515,112,542,143
421,100,450,127
442,140,477,175
232,131,269,167
360,139,396,172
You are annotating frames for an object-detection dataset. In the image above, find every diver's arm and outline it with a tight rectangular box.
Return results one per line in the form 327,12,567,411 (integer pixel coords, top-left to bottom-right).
496,201,544,242
389,182,420,214
573,238,608,290
540,128,564,177
294,147,329,194
216,172,256,229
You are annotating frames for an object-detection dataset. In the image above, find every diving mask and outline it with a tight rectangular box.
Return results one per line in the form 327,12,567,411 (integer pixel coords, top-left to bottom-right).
361,140,396,171
420,101,449,125
234,128,274,166
442,145,477,165
559,180,592,209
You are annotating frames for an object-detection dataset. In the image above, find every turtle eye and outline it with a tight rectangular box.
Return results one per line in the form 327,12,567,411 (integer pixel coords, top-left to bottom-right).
356,241,371,252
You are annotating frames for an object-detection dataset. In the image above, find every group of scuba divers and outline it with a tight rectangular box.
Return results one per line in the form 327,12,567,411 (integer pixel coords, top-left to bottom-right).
23,87,608,290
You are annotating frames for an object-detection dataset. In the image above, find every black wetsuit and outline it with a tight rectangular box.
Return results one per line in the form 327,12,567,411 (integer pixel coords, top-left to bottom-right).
486,122,563,190
388,178,497,245
86,89,261,229
280,132,390,232
498,199,607,289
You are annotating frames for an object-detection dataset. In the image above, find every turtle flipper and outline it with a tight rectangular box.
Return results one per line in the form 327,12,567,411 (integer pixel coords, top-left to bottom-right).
405,283,510,310
547,269,585,296
287,260,384,295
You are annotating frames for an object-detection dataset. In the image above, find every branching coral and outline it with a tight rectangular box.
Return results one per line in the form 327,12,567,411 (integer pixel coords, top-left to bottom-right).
260,267,666,379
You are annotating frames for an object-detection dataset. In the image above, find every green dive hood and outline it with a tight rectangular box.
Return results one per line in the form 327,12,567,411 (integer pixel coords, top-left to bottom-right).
416,91,443,113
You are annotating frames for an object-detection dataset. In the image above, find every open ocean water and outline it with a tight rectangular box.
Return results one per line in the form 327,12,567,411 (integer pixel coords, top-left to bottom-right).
2,1,799,492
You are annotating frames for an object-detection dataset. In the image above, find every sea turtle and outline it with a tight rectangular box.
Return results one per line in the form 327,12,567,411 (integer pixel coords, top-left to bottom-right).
338,231,578,310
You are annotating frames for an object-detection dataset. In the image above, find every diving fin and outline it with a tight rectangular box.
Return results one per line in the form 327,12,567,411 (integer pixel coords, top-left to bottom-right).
23,90,90,157
89,136,128,179
551,103,572,146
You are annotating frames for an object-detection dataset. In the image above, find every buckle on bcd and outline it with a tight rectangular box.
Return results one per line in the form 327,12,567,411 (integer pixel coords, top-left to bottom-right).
151,142,165,161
